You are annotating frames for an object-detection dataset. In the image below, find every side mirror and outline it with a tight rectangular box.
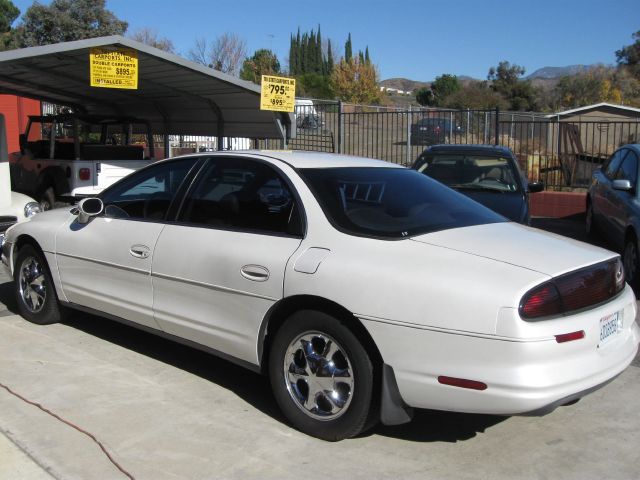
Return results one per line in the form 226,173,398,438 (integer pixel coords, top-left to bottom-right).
19,134,27,154
528,181,544,193
612,179,633,192
76,197,104,224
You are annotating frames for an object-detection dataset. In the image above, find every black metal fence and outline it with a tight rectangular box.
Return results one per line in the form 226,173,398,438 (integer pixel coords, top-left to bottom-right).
256,101,640,190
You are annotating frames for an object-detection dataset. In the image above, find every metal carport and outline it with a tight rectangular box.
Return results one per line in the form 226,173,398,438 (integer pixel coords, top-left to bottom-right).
0,35,293,153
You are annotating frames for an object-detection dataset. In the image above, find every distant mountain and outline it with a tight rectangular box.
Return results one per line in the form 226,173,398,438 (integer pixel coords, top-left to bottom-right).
379,78,429,93
525,65,596,80
380,75,481,93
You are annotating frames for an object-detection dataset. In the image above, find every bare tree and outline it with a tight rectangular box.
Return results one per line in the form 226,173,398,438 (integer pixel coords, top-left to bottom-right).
130,27,175,53
188,33,247,76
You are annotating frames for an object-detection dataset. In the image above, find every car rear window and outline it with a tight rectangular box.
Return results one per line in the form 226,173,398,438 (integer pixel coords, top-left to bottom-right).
300,167,505,239
415,154,520,192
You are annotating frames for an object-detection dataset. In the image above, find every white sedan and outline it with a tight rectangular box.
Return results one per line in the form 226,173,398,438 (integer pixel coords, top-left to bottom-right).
2,151,639,441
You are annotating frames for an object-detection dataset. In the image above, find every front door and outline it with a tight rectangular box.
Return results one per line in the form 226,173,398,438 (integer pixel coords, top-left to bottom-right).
56,157,198,329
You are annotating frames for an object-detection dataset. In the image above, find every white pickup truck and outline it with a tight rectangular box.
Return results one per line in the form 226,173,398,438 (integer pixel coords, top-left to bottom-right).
10,114,156,209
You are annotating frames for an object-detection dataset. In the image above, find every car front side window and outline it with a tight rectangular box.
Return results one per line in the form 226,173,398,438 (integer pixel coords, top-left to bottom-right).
604,150,626,179
100,157,197,220
178,157,302,236
615,151,638,187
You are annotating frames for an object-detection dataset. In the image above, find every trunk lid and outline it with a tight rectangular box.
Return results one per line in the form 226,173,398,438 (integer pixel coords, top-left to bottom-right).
410,222,617,277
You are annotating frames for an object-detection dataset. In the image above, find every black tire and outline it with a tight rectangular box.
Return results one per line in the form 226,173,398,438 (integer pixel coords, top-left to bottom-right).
269,310,375,441
37,185,56,211
14,245,64,325
623,234,639,287
585,200,597,237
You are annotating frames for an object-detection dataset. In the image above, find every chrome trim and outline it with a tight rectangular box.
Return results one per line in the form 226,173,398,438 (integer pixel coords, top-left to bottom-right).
152,271,278,302
56,252,149,275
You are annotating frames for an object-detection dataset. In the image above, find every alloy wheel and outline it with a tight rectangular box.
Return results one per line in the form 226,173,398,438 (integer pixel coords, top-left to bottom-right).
18,256,47,313
283,331,354,421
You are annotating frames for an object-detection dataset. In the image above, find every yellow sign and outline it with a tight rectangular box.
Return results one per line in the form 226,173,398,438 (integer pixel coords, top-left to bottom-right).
90,48,138,89
260,75,296,112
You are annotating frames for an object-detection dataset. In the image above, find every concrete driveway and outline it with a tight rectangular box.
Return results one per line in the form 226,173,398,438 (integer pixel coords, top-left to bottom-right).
1,221,639,480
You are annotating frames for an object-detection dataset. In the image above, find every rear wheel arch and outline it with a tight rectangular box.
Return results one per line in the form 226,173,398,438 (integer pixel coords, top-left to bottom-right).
259,295,383,375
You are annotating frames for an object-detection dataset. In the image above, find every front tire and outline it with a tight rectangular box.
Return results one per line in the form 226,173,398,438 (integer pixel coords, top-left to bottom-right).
14,245,64,325
269,310,375,441
623,235,639,286
585,200,597,237
38,186,56,211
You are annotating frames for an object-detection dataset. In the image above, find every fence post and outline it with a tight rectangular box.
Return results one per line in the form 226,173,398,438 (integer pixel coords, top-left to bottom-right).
337,101,343,154
406,104,412,166
494,107,500,145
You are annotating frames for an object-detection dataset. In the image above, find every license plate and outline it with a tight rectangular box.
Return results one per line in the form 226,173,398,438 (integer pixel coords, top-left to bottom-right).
599,311,623,347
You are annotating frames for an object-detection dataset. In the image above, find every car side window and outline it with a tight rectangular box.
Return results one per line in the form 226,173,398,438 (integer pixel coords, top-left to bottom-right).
100,158,196,220
604,150,626,179
179,157,303,236
615,151,638,186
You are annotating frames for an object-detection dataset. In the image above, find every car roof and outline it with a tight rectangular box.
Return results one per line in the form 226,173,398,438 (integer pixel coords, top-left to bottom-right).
170,150,404,170
424,144,514,157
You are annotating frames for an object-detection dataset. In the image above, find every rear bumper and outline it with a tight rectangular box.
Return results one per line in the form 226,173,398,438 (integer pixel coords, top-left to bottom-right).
361,285,639,415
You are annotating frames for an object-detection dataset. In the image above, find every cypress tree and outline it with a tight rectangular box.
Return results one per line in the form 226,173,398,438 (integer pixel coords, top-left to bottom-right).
327,39,334,74
358,50,365,64
365,46,370,65
316,25,323,75
345,33,352,63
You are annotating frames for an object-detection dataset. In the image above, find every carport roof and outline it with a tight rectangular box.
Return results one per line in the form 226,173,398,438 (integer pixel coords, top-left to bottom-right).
0,36,293,139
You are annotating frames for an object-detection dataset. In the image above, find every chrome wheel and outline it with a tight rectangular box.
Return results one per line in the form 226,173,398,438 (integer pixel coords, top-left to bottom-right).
284,331,354,421
18,256,47,313
623,239,638,282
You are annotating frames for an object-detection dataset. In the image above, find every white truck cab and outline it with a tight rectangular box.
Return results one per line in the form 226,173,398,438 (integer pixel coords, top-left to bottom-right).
10,114,156,209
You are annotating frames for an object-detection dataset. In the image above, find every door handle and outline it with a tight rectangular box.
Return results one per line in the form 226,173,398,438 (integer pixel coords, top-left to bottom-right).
240,265,270,282
129,244,150,259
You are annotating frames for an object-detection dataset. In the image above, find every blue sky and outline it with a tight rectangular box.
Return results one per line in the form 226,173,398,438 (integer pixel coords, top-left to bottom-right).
10,0,640,81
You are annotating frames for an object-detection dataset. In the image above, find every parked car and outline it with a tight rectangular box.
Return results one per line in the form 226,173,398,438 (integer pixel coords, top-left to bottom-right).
410,117,464,145
2,151,638,441
413,145,543,224
587,144,640,284
0,113,41,247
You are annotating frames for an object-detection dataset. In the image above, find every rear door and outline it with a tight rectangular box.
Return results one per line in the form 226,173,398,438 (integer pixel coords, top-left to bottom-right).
151,156,304,365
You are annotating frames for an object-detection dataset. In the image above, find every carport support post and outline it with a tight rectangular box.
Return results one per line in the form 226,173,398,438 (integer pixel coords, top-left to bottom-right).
337,101,343,154
163,132,170,158
494,107,500,145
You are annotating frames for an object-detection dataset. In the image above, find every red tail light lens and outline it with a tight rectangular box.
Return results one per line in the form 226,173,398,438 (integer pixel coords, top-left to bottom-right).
79,168,91,181
520,282,562,319
520,258,625,320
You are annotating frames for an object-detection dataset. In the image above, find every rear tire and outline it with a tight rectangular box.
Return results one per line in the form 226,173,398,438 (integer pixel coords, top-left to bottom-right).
269,310,375,441
14,245,65,325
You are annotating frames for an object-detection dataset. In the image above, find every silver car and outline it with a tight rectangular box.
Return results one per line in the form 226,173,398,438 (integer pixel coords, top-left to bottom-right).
587,144,640,283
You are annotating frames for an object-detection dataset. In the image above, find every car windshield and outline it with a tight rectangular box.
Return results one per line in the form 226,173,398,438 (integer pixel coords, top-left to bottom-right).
415,154,520,192
300,167,505,239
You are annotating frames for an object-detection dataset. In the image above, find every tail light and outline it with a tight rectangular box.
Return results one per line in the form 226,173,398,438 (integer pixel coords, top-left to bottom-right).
520,258,625,320
79,168,91,181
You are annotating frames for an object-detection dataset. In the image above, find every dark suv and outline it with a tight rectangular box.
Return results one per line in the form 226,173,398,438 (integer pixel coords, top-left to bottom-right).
413,145,544,224
410,118,464,145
